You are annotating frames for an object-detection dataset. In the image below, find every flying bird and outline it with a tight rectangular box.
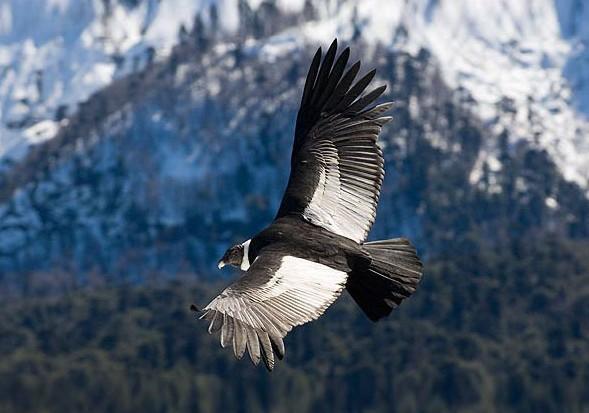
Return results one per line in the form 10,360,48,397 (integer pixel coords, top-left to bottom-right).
197,39,423,371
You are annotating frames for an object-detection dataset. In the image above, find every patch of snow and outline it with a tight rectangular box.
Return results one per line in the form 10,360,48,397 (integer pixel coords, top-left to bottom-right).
469,151,502,185
23,120,59,145
545,196,558,209
276,0,306,15
400,0,589,188
259,34,300,62
0,0,233,162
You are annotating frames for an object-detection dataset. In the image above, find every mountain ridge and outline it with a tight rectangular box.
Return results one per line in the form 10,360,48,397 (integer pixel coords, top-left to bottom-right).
2,0,589,187
1,1,589,278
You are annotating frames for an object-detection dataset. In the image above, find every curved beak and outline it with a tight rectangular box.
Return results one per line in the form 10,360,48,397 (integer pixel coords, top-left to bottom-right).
217,260,226,269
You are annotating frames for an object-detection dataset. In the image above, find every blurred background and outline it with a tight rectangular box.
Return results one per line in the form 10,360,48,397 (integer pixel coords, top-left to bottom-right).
1,0,589,412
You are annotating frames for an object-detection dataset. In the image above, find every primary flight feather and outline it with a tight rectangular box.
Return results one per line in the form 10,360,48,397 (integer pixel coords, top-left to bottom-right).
197,39,423,371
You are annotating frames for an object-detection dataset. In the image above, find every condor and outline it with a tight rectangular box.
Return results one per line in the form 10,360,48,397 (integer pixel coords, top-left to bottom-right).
197,39,423,371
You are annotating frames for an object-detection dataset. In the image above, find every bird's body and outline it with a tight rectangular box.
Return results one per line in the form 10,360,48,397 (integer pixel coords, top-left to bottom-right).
198,39,424,370
249,215,365,273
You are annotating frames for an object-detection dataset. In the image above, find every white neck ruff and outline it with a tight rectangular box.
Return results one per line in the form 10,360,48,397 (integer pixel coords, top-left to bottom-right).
241,239,251,271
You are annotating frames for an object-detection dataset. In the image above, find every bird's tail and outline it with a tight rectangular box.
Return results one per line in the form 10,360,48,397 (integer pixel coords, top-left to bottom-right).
347,238,423,321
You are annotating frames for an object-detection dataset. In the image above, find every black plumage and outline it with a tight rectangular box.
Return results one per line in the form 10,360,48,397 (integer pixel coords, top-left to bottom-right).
198,39,423,371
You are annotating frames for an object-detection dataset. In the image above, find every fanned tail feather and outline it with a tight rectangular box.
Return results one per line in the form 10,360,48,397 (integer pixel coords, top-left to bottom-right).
347,238,423,321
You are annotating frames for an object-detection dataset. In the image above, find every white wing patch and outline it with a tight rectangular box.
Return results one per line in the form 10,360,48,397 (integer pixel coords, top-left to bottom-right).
304,143,341,230
256,256,347,304
303,133,383,243
240,239,251,271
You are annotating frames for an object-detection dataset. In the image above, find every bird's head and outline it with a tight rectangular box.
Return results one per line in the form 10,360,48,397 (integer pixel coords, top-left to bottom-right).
218,239,251,271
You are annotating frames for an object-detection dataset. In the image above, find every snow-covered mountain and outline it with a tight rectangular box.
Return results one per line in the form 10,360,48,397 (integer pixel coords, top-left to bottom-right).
0,0,237,162
385,0,589,188
1,0,589,279
2,0,589,185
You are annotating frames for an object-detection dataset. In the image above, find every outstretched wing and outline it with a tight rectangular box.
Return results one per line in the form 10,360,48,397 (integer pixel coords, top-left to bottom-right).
199,249,347,371
276,39,392,243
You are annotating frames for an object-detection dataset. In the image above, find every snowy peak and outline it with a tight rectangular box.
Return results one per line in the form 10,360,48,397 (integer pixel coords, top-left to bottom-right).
1,0,589,188
0,0,227,161
401,0,589,187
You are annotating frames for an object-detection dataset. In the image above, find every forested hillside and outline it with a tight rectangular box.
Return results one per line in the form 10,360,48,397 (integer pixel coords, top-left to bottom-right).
2,236,589,412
